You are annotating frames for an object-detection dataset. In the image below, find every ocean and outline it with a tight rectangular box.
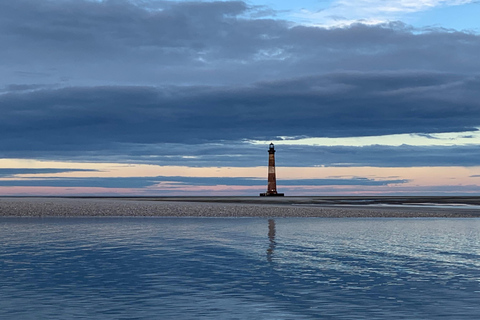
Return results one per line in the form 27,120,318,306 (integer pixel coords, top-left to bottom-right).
1,217,479,319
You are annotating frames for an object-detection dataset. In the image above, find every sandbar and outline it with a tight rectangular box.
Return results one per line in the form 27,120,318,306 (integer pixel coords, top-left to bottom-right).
1,197,480,217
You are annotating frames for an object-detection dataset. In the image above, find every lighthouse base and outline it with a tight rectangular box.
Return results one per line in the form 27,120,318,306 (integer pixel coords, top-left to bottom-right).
260,192,285,197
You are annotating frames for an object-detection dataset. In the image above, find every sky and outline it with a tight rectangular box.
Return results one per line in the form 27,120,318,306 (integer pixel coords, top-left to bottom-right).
1,0,480,196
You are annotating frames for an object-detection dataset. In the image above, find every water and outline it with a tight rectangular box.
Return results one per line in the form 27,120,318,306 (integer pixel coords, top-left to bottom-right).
1,217,480,319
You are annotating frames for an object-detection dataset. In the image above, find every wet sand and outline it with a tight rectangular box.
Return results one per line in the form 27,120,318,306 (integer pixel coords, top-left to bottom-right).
1,197,480,217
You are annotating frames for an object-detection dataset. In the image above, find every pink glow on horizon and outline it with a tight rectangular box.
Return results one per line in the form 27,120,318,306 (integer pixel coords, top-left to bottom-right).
2,159,480,196
1,183,480,196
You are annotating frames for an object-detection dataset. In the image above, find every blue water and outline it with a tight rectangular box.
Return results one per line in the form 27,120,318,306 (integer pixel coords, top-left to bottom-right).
1,217,479,319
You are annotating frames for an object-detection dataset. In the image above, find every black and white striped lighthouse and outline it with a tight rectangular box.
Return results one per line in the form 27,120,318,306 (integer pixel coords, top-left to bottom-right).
260,143,284,196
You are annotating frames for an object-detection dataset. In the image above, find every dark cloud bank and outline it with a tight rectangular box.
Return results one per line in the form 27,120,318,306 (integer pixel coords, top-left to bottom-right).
2,75,480,167
1,0,480,168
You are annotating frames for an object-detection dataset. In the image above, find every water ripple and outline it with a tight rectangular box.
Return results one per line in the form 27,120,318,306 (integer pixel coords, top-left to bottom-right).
1,217,479,319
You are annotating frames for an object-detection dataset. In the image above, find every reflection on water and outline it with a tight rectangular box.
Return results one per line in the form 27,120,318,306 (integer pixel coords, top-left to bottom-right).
1,217,480,319
267,219,276,262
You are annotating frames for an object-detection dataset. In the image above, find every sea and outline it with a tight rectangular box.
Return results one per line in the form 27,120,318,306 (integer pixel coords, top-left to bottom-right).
1,217,479,319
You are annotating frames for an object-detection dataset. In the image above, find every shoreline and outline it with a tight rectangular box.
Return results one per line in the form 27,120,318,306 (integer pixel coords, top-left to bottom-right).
1,197,480,218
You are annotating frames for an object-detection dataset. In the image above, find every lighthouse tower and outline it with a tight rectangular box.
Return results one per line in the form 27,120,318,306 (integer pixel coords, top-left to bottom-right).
260,143,284,196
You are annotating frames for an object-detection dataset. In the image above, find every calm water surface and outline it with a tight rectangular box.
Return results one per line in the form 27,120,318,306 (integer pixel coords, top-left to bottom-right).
1,217,479,319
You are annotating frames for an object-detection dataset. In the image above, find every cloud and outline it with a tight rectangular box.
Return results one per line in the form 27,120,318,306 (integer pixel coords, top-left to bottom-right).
1,84,49,93
0,168,98,178
275,145,480,167
0,0,283,86
1,72,480,163
74,143,480,168
0,176,407,188
1,1,480,88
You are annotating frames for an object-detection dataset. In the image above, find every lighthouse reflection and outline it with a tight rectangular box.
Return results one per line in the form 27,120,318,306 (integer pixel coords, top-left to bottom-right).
267,219,276,262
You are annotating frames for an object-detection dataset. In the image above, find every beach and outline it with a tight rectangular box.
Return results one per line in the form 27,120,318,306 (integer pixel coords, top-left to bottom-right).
1,197,480,217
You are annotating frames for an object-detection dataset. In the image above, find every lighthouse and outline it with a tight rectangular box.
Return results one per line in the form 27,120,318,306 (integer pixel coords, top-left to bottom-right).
260,143,284,196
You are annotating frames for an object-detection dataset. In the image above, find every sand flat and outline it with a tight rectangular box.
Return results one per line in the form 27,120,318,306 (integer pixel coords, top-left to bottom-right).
1,197,480,217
